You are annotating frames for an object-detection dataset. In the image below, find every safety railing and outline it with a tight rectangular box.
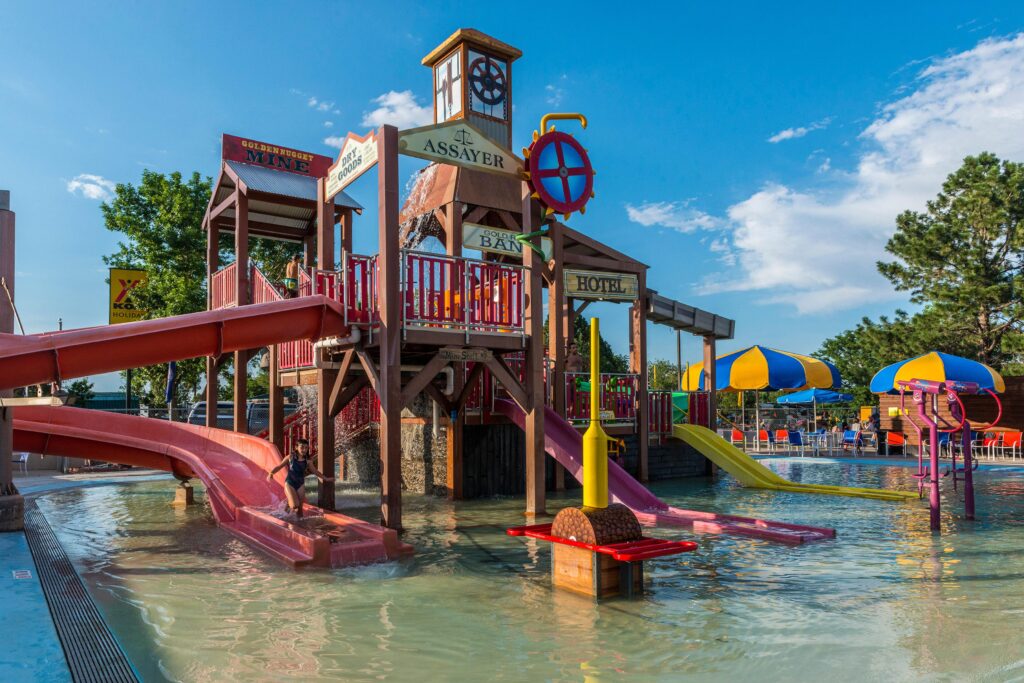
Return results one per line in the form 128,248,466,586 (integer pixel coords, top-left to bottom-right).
250,264,284,305
344,254,378,325
210,262,238,309
283,406,317,458
648,391,674,443
401,250,525,339
564,373,639,427
338,385,380,435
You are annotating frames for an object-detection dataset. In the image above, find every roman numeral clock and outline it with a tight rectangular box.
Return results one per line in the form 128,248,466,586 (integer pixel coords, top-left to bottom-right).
423,29,521,149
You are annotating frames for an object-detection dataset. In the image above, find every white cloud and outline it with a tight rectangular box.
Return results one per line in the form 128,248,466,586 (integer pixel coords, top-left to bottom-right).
66,174,115,201
545,74,568,106
307,96,339,114
817,157,832,173
324,121,334,128
767,117,832,143
700,33,1024,314
360,90,432,129
323,135,345,149
625,200,722,233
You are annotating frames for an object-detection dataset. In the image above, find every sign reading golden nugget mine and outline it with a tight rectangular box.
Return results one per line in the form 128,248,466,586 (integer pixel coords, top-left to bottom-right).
326,130,378,199
462,223,553,260
398,120,522,177
564,268,639,301
109,268,149,324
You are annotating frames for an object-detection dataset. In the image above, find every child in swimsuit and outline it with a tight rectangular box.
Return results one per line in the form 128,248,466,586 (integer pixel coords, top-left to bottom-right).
266,439,332,518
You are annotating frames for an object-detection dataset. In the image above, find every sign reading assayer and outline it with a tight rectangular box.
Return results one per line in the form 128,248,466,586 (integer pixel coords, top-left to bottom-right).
222,133,333,178
109,268,149,324
326,130,378,200
463,223,552,261
564,268,639,302
398,120,523,178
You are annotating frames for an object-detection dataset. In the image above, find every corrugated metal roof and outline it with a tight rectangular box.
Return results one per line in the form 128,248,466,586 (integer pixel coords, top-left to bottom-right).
646,289,735,340
226,161,362,210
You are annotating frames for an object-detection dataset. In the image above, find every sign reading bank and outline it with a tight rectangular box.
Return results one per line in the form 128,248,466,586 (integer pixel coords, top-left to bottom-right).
222,134,333,178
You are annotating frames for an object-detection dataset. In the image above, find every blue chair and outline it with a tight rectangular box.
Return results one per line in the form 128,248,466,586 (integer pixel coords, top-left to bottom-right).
787,430,807,455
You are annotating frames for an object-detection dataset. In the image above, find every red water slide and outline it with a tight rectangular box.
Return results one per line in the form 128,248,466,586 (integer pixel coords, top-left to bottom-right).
494,400,835,544
4,298,412,567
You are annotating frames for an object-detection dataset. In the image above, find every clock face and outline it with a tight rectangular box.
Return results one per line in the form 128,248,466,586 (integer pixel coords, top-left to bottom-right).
435,52,462,121
467,49,507,120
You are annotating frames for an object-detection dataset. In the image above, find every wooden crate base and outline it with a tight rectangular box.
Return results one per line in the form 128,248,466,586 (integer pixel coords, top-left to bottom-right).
552,543,643,599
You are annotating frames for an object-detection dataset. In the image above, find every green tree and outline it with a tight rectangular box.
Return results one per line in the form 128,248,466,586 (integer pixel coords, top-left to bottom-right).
648,359,680,391
572,316,629,373
66,378,95,405
877,152,1024,367
102,170,300,407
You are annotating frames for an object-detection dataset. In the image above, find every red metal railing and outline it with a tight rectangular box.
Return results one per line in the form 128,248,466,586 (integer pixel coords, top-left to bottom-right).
648,391,674,442
689,392,710,429
344,254,377,325
402,251,524,336
338,385,380,433
565,373,639,426
250,264,283,305
210,262,238,309
283,406,317,458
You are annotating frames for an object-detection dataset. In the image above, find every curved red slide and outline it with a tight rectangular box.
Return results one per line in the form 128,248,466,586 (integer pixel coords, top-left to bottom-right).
494,400,835,544
2,297,413,567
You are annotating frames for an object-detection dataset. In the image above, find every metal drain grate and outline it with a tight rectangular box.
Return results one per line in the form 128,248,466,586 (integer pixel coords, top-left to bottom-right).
23,503,138,683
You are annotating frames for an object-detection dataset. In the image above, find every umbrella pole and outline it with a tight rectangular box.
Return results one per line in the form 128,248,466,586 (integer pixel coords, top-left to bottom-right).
813,397,817,432
756,392,760,451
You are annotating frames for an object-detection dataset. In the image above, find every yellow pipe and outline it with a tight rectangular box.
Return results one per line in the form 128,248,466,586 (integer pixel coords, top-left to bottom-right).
540,112,588,134
582,317,609,508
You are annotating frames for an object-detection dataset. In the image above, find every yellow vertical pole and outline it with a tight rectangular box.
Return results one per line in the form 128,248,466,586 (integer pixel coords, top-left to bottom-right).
582,317,609,508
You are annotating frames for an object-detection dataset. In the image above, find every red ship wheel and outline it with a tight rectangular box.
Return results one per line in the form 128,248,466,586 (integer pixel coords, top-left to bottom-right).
469,56,506,105
527,131,595,215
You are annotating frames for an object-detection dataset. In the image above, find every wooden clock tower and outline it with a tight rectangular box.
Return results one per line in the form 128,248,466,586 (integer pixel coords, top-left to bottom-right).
422,28,522,149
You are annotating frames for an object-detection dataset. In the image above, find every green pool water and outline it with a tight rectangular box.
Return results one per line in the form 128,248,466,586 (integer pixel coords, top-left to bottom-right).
35,462,1024,682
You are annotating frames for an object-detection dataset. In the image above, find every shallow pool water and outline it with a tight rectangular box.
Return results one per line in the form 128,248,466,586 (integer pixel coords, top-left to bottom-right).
35,462,1024,682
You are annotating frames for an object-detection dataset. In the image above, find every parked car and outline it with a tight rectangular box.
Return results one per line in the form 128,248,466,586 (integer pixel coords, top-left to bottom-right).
186,401,236,430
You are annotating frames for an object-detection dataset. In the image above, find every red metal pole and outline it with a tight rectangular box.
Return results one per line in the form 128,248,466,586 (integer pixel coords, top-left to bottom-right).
0,190,21,530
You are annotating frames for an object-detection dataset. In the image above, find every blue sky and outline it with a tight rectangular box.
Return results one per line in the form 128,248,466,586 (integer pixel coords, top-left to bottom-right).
3,2,1024,391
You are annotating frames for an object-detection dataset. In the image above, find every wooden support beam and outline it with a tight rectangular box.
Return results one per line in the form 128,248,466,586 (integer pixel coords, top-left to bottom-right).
562,251,646,274
317,177,335,271
269,344,284,453
400,352,451,409
233,191,249,433
444,202,466,501
377,125,403,531
332,375,369,415
355,347,381,399
208,192,236,221
303,234,315,268
574,300,591,318
206,208,219,309
453,362,487,413
317,368,337,510
548,221,567,491
339,208,353,260
327,349,355,417
522,182,546,517
484,356,529,413
423,382,454,414
630,274,649,481
465,205,488,224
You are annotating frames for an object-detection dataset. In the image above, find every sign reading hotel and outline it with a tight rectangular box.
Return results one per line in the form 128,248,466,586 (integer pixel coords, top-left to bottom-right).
109,268,149,324
398,120,522,177
222,133,333,178
564,268,639,301
463,223,552,260
326,130,378,200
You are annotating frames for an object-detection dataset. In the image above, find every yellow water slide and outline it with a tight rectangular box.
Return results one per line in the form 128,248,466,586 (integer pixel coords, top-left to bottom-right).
672,424,917,501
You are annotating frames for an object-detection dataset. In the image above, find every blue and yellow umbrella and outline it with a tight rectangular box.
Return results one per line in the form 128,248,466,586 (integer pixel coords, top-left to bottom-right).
869,351,1005,394
683,345,840,392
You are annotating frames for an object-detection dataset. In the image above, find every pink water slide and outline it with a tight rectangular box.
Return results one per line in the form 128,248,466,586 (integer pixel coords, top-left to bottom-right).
494,400,835,545
3,297,412,567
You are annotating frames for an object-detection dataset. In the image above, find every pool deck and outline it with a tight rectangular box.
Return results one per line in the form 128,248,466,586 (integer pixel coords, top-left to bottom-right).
0,469,168,683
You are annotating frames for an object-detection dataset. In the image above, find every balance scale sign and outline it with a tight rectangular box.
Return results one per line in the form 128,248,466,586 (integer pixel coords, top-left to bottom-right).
398,120,523,177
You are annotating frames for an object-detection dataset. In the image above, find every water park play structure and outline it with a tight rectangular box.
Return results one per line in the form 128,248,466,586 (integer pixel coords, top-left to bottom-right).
0,29,931,575
872,352,1006,531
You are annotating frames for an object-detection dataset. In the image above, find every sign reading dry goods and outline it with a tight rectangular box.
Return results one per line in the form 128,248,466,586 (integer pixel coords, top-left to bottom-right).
439,347,492,363
222,133,332,178
462,223,552,260
398,120,522,177
326,130,378,199
564,269,639,301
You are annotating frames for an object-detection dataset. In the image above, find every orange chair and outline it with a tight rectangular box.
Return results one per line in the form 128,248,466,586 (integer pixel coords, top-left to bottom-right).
973,432,1000,461
775,429,790,452
996,431,1022,460
758,429,773,452
884,431,905,456
730,429,746,450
